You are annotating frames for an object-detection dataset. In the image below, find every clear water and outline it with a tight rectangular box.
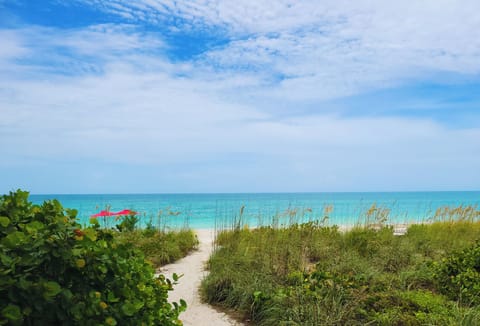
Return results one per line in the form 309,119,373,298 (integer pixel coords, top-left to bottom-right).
29,192,480,229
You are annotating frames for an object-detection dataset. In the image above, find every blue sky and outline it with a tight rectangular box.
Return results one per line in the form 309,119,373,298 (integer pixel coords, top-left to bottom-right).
1,0,479,194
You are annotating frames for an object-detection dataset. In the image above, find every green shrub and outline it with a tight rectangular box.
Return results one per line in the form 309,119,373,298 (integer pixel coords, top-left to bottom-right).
367,290,456,325
434,240,480,306
0,190,185,325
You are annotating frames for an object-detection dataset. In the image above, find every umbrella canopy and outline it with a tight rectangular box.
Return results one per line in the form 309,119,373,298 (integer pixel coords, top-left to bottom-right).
114,209,137,216
91,210,115,218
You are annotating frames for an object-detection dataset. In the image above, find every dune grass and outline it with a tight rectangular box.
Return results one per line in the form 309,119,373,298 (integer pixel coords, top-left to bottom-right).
201,217,480,325
117,229,199,268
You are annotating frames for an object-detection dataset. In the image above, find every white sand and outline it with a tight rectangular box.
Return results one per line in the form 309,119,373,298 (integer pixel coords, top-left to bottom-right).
159,229,242,326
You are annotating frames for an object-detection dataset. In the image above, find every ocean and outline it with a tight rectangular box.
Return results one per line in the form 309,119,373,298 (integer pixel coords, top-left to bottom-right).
29,192,480,229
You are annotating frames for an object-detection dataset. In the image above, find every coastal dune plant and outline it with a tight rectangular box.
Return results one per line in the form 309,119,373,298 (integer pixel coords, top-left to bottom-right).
430,205,480,223
433,240,480,305
118,229,198,267
0,190,185,325
203,215,480,325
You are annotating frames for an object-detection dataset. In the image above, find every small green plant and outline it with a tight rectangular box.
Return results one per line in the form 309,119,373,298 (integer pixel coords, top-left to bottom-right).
0,190,186,325
116,214,139,232
144,218,156,237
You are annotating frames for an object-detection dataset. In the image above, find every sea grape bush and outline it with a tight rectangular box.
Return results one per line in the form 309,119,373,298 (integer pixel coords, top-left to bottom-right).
0,190,185,325
434,240,480,305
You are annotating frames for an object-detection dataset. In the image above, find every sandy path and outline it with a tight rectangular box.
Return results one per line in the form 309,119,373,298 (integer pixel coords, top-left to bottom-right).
159,229,242,326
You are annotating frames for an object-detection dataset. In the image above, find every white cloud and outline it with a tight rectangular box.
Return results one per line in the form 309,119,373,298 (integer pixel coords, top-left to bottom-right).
0,30,28,60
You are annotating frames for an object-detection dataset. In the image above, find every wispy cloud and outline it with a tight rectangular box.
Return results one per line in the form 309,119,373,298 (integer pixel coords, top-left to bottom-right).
0,24,166,77
62,0,480,107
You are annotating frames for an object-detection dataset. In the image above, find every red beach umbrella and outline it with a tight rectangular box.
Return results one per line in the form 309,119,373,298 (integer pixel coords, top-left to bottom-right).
91,210,115,218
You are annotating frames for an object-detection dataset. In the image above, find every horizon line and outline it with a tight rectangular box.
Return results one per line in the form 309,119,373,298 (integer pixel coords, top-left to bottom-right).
26,189,480,196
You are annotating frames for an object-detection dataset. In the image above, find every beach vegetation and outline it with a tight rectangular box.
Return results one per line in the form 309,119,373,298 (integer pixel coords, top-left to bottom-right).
0,190,186,325
202,213,480,325
433,239,480,306
118,229,198,267
111,209,198,268
91,205,198,268
115,214,139,232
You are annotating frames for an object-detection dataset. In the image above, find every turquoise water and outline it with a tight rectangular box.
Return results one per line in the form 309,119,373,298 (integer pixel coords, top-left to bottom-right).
30,192,480,229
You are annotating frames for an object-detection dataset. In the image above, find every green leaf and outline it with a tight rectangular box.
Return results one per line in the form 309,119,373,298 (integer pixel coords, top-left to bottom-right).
43,281,62,300
25,221,44,233
0,216,10,227
133,300,144,310
179,299,187,309
66,208,78,218
61,289,73,300
71,248,83,257
121,302,139,316
3,231,27,248
98,265,107,274
0,253,13,266
83,228,97,241
172,273,182,282
107,292,120,303
1,304,22,321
